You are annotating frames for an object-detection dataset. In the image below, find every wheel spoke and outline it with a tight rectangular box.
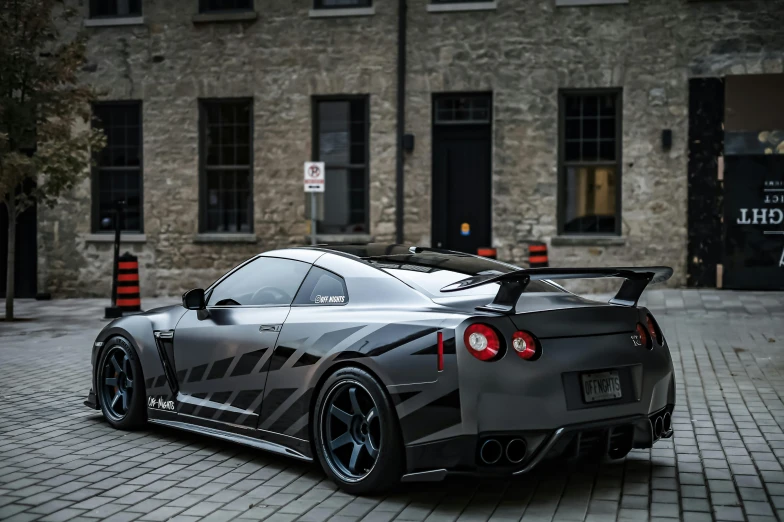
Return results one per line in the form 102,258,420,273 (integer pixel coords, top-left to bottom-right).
330,405,352,425
330,432,353,451
121,389,129,411
123,355,131,376
125,378,133,389
348,387,363,416
110,355,122,374
110,392,121,410
364,438,378,459
365,407,377,424
348,442,362,473
105,377,118,387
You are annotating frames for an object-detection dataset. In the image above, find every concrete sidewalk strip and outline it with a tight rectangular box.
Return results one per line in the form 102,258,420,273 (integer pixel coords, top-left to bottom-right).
2,290,784,521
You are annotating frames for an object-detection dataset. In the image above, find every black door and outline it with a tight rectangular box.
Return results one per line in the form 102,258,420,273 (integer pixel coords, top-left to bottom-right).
432,94,492,254
723,155,784,290
0,183,37,298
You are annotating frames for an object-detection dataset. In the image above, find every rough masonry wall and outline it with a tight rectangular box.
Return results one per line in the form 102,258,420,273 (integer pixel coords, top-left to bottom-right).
404,0,784,292
39,0,784,297
40,0,399,297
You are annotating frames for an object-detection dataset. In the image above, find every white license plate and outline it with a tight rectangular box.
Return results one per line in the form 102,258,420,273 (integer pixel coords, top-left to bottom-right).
581,370,622,403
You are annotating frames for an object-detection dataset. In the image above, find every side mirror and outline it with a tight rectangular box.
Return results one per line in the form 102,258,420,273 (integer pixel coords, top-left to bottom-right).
182,288,206,310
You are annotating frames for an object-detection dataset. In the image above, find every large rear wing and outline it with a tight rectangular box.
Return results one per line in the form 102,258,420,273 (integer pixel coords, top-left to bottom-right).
440,266,673,314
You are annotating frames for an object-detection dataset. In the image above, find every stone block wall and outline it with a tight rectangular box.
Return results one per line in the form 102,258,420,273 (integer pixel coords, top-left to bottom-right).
38,0,784,297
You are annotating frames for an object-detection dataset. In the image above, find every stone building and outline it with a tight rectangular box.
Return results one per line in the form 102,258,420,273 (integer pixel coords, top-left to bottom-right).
3,0,784,298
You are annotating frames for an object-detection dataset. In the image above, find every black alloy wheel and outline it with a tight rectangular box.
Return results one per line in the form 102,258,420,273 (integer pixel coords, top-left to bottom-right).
322,380,381,480
97,337,146,429
314,367,403,494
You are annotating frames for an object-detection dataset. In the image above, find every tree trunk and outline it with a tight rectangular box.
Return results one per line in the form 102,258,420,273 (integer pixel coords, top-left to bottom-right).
5,202,16,321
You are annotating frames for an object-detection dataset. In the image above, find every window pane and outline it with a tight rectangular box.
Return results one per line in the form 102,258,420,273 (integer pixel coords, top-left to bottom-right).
583,96,599,118
209,257,311,307
319,101,351,165
599,118,615,140
561,92,619,163
562,166,617,234
315,98,368,234
314,0,371,7
199,0,253,12
201,99,253,233
293,267,349,305
582,141,598,161
90,0,142,17
318,167,367,234
600,94,616,116
205,168,252,233
434,96,491,124
599,141,616,161
93,102,142,232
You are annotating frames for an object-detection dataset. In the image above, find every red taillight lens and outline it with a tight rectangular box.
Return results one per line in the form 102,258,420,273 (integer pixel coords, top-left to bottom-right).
464,324,501,361
646,314,662,345
512,331,538,360
437,331,444,371
636,323,650,349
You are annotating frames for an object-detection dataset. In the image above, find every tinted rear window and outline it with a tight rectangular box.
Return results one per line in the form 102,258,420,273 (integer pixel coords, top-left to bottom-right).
381,267,561,297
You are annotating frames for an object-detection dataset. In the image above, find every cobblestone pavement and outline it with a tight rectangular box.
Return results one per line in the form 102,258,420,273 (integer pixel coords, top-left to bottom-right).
2,290,784,522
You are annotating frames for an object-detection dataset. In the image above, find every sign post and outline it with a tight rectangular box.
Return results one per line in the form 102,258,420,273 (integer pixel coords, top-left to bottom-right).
104,200,126,319
304,162,325,246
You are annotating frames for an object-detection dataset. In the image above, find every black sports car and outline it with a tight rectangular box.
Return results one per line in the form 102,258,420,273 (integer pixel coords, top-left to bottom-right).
85,244,675,494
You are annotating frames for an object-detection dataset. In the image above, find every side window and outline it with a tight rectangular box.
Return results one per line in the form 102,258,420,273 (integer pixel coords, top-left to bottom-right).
293,267,349,306
208,257,310,307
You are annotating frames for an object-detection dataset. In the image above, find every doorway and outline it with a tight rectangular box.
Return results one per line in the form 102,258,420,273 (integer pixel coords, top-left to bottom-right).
431,93,492,254
0,183,38,298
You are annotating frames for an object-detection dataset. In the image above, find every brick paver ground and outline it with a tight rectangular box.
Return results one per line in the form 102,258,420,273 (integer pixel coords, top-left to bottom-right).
2,290,784,522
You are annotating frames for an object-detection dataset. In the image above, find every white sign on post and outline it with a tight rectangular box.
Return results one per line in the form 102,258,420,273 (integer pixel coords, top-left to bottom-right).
304,162,325,192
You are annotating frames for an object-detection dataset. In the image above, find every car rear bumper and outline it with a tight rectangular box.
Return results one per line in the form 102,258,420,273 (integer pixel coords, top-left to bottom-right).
403,408,674,481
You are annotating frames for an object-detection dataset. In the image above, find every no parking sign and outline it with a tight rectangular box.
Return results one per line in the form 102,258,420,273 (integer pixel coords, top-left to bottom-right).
304,162,325,192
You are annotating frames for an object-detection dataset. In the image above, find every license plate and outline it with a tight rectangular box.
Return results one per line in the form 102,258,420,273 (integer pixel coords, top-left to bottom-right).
581,370,622,403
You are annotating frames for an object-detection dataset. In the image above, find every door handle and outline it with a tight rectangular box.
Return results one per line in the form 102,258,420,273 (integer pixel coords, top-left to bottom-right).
259,324,281,332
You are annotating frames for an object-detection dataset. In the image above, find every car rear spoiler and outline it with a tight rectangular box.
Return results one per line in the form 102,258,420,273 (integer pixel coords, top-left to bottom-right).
440,266,673,314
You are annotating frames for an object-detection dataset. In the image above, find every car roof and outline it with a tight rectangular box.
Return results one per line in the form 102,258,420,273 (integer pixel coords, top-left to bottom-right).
297,243,521,278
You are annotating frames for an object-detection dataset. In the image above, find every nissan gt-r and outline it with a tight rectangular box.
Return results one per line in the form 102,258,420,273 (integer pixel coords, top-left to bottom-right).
85,244,675,494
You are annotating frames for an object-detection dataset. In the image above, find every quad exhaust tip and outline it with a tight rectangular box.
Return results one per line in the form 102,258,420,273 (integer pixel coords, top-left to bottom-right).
505,438,527,464
662,412,671,434
480,439,503,465
654,416,663,439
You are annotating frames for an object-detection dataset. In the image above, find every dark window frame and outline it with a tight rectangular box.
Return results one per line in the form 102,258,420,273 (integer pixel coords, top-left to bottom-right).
433,93,492,125
313,0,372,8
89,0,142,18
198,97,254,234
198,0,254,13
91,101,144,234
311,94,370,235
557,88,623,236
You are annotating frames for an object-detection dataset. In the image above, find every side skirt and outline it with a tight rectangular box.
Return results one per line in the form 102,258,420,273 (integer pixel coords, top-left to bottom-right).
148,418,313,462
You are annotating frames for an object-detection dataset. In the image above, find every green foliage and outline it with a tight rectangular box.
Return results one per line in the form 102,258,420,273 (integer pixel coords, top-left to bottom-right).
0,0,105,215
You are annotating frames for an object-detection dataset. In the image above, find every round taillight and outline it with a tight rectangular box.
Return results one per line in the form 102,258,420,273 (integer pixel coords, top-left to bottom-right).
636,323,651,349
512,331,538,360
464,324,501,361
646,314,662,345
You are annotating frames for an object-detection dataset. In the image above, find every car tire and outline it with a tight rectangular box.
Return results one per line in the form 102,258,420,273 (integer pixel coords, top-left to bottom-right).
313,367,404,495
96,336,147,430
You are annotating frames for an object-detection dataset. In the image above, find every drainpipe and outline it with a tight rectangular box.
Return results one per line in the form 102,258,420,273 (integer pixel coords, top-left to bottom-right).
395,0,407,244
